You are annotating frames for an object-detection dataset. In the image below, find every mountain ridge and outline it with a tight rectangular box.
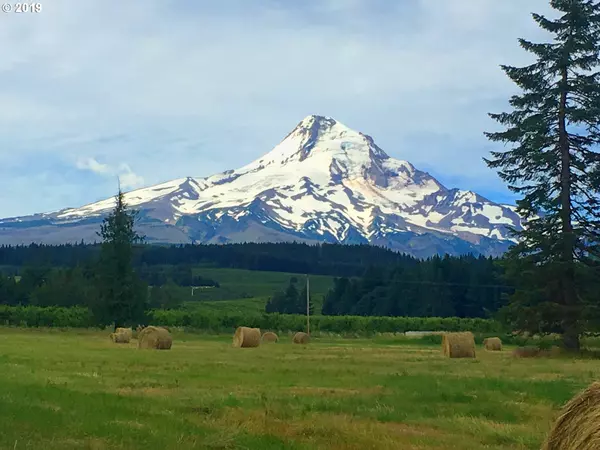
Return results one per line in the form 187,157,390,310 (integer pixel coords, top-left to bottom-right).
0,115,521,257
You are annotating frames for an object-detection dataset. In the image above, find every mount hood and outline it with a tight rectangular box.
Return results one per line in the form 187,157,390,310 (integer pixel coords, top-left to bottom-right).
0,115,522,257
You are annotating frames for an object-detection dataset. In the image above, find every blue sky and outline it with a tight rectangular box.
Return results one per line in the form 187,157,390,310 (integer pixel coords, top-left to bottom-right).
0,0,554,217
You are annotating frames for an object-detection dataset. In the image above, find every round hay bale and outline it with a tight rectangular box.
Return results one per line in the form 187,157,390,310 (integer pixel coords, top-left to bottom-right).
483,337,502,351
292,332,310,345
133,325,145,339
442,332,475,358
512,346,540,358
232,327,261,348
137,326,172,350
110,331,130,344
262,331,279,343
115,327,133,341
542,382,600,450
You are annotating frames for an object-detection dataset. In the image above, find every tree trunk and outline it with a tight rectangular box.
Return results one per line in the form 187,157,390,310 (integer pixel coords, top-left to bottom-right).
558,65,580,351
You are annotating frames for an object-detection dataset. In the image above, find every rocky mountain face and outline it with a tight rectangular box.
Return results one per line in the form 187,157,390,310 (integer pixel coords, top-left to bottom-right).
0,115,521,258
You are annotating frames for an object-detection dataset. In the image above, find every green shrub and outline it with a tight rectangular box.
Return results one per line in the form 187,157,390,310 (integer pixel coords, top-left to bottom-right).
0,305,93,328
418,334,444,345
147,310,503,334
0,306,505,334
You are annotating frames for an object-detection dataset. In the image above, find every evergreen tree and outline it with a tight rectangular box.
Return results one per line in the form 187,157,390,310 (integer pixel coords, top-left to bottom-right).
93,190,148,328
148,281,183,310
29,267,94,308
282,278,300,313
265,290,286,314
485,0,600,349
0,274,19,306
322,277,350,315
265,277,314,315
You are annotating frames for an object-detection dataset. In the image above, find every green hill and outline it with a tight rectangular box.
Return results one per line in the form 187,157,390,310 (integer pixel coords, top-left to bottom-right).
184,268,334,313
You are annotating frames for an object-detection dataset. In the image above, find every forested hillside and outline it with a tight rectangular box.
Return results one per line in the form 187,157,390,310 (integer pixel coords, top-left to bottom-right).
0,242,419,276
0,243,511,319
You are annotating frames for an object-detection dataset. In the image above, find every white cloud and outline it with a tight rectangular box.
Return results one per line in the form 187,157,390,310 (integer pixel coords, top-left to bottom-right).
76,157,144,190
0,0,555,217
117,164,145,189
76,157,111,175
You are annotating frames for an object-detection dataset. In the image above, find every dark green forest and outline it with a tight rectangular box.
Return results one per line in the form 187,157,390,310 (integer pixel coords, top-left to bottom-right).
0,242,422,277
0,243,511,319
266,255,510,318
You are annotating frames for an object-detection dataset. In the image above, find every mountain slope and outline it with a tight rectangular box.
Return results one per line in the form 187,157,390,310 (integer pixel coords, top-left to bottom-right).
0,115,521,257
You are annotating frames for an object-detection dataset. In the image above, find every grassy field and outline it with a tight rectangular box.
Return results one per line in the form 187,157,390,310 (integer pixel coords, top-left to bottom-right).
189,268,334,302
182,268,333,314
1,328,598,450
184,296,325,316
185,297,272,315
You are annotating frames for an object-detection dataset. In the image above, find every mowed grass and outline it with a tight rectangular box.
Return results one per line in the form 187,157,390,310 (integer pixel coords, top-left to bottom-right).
1,329,599,450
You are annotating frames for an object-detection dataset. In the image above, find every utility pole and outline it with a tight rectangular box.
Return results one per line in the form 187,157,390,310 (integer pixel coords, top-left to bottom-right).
306,274,310,336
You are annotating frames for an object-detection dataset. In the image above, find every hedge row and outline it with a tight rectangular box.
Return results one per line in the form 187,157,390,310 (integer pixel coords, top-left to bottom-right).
0,305,504,334
150,310,503,334
0,305,93,328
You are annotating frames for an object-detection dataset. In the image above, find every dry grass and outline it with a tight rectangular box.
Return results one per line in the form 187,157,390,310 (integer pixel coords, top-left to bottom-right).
442,332,475,358
512,346,543,358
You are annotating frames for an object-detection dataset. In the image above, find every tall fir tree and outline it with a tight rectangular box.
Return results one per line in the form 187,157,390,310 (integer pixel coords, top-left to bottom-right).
93,189,148,329
485,0,600,349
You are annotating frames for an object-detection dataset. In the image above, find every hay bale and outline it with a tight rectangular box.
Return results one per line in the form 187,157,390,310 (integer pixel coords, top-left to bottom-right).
293,332,310,344
232,327,261,348
262,331,279,343
442,332,475,358
542,382,600,450
110,331,131,344
512,346,540,358
133,325,145,339
483,337,502,351
115,327,133,341
137,326,172,350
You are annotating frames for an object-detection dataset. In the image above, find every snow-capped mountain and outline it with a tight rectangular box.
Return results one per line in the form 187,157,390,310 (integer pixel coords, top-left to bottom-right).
0,115,522,257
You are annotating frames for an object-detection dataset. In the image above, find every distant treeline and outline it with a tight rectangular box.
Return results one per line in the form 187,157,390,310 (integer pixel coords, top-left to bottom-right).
0,242,512,319
266,255,511,319
0,265,204,310
0,242,431,277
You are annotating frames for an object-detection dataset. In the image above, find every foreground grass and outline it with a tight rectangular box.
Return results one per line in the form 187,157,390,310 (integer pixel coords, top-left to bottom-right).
1,329,598,449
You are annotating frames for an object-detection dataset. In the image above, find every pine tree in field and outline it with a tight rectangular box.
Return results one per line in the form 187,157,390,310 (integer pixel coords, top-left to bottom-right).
93,189,147,329
485,0,600,349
